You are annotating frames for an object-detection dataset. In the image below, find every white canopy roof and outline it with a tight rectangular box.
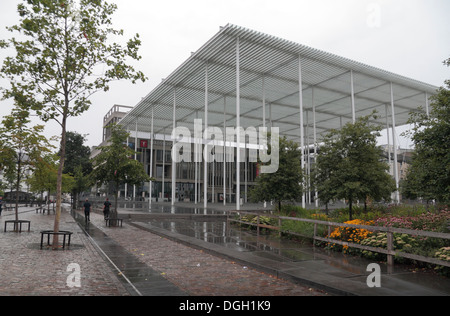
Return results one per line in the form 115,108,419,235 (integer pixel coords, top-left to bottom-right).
120,24,438,143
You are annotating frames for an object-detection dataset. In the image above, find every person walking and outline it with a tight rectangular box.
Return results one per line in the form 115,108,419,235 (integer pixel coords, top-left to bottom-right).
83,198,91,224
103,197,112,220
0,196,3,216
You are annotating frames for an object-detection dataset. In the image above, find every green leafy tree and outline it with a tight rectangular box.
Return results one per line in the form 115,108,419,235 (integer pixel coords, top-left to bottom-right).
313,114,395,220
0,106,53,222
63,132,92,175
91,124,151,220
70,165,91,209
250,136,303,211
28,153,74,212
27,153,57,210
0,0,146,242
312,134,339,213
63,132,92,208
402,58,450,203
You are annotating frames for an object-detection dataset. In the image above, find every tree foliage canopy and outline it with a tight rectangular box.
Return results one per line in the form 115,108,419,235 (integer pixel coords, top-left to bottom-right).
0,0,146,238
402,58,450,203
250,136,303,210
313,114,395,219
0,106,53,220
90,124,151,216
0,0,146,124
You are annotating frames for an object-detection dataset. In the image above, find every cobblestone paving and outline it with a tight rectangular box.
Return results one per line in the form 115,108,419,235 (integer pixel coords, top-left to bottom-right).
0,208,128,296
84,211,327,296
1,207,326,296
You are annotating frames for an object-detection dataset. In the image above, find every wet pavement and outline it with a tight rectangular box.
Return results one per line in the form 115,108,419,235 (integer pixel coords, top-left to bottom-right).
0,207,129,296
79,206,326,296
71,211,187,296
1,203,449,296
122,202,450,296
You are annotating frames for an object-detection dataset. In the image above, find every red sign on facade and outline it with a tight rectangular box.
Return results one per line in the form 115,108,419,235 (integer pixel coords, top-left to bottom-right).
140,140,148,148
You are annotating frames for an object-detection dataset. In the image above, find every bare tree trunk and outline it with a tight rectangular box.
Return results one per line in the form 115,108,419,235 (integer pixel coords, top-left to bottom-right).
52,114,67,249
348,198,353,221
113,190,118,220
14,154,21,224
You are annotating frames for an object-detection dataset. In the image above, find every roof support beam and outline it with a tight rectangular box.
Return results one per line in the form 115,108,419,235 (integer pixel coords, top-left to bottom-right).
204,64,209,208
299,55,306,209
390,82,400,204
236,37,241,211
312,87,319,208
223,96,227,206
149,106,154,208
351,70,356,122
172,89,177,206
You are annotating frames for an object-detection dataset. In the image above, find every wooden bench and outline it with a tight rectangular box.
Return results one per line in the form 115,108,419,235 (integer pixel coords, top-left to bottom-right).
3,206,14,212
40,230,73,249
4,220,31,233
35,207,44,213
105,218,123,227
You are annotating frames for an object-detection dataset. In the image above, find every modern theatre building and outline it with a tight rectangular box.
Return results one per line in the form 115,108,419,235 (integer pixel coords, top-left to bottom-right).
110,24,437,210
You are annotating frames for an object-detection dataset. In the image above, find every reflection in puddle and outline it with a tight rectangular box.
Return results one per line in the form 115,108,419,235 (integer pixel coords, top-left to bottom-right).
148,219,315,262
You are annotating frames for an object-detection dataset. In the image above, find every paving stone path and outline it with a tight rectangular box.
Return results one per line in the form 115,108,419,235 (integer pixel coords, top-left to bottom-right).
84,210,326,296
0,207,326,296
0,208,128,296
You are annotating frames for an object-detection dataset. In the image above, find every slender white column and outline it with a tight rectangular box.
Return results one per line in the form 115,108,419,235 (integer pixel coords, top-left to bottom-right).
425,92,430,117
244,142,247,203
390,83,400,203
172,91,176,206
262,77,266,206
299,56,305,209
212,159,215,203
195,110,198,205
134,120,138,199
125,131,128,199
262,76,266,129
149,106,154,208
385,104,391,165
223,96,227,206
312,87,318,207
269,103,273,128
162,128,165,202
236,37,241,211
306,110,310,204
204,64,209,208
351,70,356,123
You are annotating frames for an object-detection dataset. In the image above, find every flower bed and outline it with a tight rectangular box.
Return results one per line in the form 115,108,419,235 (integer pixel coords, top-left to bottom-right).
327,219,374,254
323,208,450,275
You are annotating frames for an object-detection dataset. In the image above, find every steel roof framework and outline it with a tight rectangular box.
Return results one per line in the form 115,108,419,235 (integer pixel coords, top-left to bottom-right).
119,24,438,209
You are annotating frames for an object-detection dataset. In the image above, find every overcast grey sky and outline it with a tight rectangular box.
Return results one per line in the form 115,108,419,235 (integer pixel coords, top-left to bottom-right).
1,0,449,149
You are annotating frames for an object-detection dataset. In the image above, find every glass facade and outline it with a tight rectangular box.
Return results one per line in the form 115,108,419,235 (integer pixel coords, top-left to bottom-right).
119,140,258,203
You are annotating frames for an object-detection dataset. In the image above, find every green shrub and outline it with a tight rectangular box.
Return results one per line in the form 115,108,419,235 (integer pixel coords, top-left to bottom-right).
434,247,450,276
360,232,419,262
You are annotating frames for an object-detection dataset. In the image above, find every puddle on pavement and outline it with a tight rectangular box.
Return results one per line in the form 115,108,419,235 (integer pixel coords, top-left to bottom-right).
146,218,315,262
